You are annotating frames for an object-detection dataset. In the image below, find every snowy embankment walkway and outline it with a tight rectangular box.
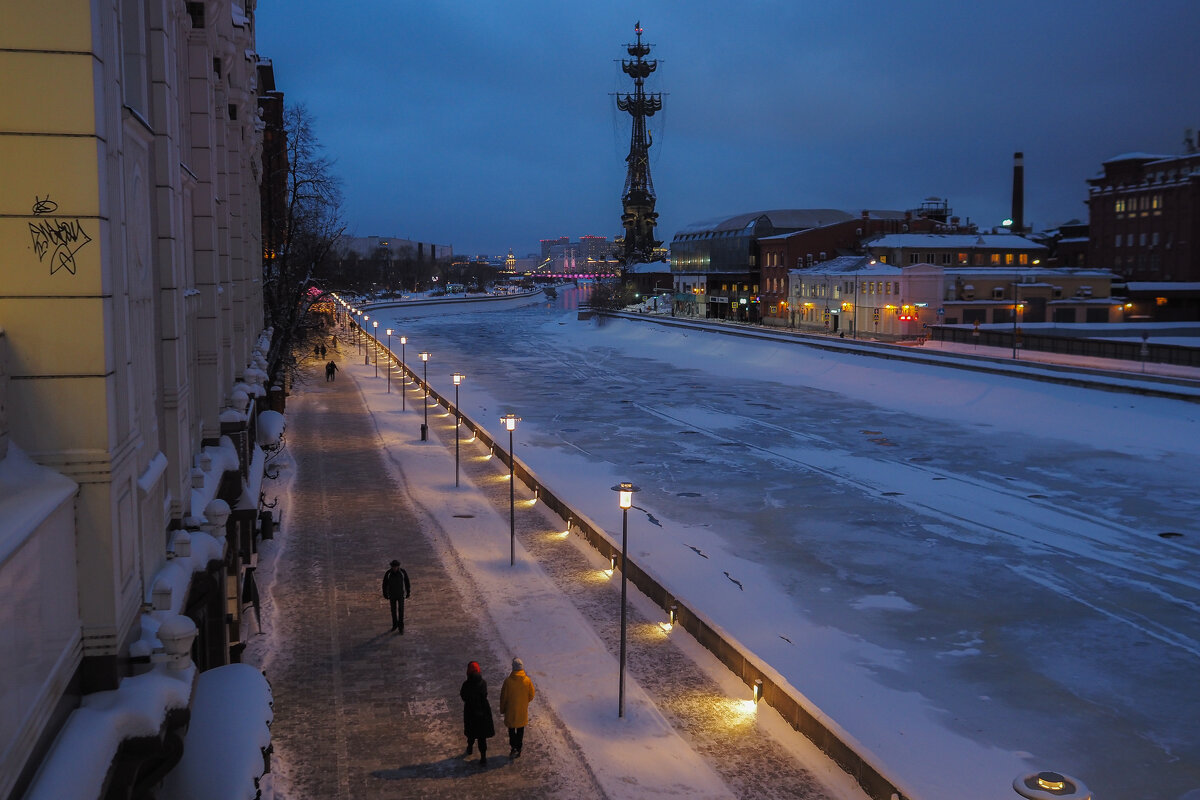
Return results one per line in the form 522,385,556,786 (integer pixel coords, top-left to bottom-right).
611,310,1200,399
246,347,867,800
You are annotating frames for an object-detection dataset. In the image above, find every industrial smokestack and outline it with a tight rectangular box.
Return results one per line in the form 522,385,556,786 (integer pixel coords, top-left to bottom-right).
1011,151,1025,233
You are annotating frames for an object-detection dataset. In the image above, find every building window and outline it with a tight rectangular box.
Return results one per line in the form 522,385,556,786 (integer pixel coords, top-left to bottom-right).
991,253,1001,265
1115,199,1126,213
957,252,968,264
1115,234,1122,247
1019,253,1028,265
1152,232,1160,246
879,255,887,263
1005,253,1014,265
1127,234,1134,247
926,253,935,263
909,253,919,264
1139,233,1146,246
942,253,952,265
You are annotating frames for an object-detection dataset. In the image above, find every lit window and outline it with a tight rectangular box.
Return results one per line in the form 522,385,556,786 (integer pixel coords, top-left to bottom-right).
991,253,1001,265
1115,199,1125,213
1019,254,1028,265
1005,253,1014,265
1115,235,1122,247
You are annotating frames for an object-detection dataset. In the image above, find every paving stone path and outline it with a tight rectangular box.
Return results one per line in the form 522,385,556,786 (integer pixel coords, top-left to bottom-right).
261,359,604,800
260,350,849,799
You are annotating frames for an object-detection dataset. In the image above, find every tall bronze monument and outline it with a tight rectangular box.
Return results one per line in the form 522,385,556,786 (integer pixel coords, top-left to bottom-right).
616,21,663,268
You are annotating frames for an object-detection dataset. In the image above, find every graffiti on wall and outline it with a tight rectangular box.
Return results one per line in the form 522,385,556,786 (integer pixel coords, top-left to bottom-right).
29,195,91,276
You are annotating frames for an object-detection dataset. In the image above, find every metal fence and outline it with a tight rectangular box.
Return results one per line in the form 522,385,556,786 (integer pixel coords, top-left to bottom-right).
929,325,1200,367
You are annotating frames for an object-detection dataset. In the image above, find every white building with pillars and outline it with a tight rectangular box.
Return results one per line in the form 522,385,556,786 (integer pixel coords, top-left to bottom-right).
1,1,274,798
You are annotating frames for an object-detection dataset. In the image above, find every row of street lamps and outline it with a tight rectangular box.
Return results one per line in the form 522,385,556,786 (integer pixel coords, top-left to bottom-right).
332,296,655,721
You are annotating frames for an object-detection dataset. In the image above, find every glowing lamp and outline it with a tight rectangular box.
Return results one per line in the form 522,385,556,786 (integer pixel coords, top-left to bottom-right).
612,481,639,509
419,351,429,362
452,372,464,386
400,336,407,345
752,679,763,703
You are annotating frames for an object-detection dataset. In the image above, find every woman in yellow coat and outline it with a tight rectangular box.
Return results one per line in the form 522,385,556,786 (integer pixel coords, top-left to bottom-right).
499,657,536,759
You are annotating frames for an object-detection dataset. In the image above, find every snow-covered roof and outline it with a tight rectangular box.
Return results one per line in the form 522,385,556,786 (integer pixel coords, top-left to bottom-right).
1102,152,1172,164
1056,237,1089,244
869,233,1047,250
1125,282,1200,293
788,255,892,276
675,209,855,236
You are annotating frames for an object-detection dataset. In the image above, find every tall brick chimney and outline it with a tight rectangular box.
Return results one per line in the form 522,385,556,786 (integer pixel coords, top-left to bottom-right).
1011,152,1025,233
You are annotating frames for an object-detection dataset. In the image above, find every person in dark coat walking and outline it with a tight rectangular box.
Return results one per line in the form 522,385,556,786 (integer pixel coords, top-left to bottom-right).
460,661,495,766
325,360,338,382
382,560,410,632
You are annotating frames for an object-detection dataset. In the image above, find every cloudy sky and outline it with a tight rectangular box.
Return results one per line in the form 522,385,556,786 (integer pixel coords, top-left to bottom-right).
255,1,1200,257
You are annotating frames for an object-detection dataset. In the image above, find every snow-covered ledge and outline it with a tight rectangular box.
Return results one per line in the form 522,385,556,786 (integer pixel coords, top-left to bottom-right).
22,643,197,800
160,663,273,799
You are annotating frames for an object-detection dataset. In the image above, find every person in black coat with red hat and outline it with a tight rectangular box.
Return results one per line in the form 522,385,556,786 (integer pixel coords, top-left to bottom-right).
460,661,495,766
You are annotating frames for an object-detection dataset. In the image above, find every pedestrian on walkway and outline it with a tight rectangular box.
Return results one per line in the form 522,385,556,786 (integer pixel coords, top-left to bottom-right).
325,361,338,382
320,343,327,358
381,559,411,633
314,343,321,357
499,657,535,759
460,661,495,766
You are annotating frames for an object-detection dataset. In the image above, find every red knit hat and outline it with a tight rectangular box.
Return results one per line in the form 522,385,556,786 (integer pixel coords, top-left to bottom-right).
467,661,481,676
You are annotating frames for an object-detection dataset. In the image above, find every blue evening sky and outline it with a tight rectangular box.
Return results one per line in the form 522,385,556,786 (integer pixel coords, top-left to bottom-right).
255,0,1200,256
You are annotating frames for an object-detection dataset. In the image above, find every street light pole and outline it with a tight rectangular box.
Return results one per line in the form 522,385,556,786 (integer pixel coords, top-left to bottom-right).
362,315,370,364
453,373,464,487
400,336,407,410
385,329,393,392
502,414,521,565
372,320,379,377
611,481,640,718
419,352,430,440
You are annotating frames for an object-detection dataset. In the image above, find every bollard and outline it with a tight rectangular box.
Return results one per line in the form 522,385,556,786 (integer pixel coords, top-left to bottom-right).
420,423,428,441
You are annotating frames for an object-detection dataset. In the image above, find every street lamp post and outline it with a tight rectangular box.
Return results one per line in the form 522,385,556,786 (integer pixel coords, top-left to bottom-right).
501,414,521,565
372,320,379,377
356,310,363,354
385,329,393,392
453,373,464,486
362,315,370,364
611,481,640,718
399,336,407,410
419,352,430,440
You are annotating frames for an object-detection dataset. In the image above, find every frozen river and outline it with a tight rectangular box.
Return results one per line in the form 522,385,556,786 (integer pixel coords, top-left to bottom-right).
366,287,1200,800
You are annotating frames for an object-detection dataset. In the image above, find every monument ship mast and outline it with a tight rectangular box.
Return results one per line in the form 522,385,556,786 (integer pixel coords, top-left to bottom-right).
616,21,664,271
